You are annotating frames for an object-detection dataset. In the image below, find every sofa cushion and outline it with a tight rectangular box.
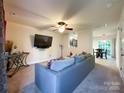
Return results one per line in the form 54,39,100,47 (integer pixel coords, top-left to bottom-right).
74,55,86,63
81,55,86,60
86,53,92,57
78,51,87,56
74,56,82,62
50,58,74,71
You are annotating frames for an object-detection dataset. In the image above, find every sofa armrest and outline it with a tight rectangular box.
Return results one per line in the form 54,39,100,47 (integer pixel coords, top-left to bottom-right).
35,63,58,93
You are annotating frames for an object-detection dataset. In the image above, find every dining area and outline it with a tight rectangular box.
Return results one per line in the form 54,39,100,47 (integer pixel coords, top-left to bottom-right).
93,49,108,59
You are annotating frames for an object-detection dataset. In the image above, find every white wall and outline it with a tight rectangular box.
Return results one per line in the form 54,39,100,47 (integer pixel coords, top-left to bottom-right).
116,30,122,69
62,30,93,56
6,21,63,64
122,38,124,52
93,39,99,49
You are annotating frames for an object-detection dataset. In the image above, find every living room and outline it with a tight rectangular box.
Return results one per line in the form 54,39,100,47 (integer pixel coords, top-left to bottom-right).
0,0,124,93
6,21,92,65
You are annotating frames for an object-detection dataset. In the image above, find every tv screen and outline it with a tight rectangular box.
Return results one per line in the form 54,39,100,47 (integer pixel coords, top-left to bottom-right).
34,34,53,48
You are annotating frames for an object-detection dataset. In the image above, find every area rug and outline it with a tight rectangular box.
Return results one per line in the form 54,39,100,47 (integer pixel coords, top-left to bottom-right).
20,63,124,93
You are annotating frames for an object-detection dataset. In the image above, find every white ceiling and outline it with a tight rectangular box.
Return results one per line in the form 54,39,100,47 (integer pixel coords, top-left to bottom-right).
4,0,124,30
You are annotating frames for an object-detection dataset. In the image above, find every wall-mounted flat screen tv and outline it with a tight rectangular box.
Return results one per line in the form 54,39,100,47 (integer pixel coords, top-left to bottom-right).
34,34,53,48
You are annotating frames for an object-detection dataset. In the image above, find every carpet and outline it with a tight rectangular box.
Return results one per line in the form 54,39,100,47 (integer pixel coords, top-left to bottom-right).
20,63,124,93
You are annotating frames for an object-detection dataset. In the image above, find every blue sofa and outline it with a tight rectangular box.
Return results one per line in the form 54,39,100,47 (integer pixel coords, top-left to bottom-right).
35,55,95,93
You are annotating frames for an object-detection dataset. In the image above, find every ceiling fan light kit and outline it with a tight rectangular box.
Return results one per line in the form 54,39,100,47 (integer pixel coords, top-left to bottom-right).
57,21,73,33
39,21,73,33
58,25,65,33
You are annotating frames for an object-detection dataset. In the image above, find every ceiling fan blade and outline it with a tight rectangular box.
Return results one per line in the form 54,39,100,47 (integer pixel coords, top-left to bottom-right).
51,25,58,28
65,28,73,30
52,29,58,31
36,24,55,30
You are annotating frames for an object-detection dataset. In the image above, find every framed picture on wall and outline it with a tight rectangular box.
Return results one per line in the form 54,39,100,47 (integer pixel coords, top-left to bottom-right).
70,38,77,48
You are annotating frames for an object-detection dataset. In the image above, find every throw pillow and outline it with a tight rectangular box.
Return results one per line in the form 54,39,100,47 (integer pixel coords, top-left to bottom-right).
47,59,57,69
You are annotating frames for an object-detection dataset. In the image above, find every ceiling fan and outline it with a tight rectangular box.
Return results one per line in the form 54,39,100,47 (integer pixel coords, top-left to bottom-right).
51,21,73,33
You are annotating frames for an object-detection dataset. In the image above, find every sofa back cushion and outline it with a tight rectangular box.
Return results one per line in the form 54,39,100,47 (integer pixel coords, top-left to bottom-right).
74,55,86,63
50,58,74,71
74,56,82,62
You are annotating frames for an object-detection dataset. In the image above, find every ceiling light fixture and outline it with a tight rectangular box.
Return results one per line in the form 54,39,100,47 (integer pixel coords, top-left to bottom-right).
58,25,65,33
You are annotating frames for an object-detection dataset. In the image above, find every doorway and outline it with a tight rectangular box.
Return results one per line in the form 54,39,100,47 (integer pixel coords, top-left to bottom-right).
93,39,116,59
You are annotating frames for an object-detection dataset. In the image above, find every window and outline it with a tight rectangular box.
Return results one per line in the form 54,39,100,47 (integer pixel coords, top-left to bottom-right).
98,40,111,56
